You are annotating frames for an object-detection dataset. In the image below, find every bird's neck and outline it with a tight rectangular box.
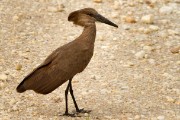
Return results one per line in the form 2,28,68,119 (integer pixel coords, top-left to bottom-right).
78,24,96,44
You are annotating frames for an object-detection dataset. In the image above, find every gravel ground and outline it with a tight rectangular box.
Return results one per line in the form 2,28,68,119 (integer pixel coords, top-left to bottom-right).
0,0,180,120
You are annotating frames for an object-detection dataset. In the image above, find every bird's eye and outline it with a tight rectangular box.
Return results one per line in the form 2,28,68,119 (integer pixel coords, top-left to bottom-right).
87,13,93,16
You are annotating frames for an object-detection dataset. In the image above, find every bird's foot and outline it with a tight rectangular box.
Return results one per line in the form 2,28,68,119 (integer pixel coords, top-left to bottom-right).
61,112,76,117
76,108,92,113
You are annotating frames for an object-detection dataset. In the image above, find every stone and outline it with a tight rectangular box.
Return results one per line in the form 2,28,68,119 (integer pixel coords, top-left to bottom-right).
0,73,8,81
157,115,165,120
16,64,22,70
168,29,179,35
145,0,155,8
159,19,169,24
93,0,102,3
134,115,141,119
148,59,156,65
111,12,119,18
138,27,145,32
135,51,145,59
159,6,173,14
128,2,135,7
113,1,120,10
176,61,180,65
163,73,174,80
125,16,136,23
104,116,112,119
159,31,168,38
141,14,154,24
166,96,175,102
143,45,154,52
48,5,64,12
170,46,180,54
0,82,5,89
91,75,96,80
12,15,20,21
175,99,180,105
84,113,89,117
98,35,104,41
123,25,130,30
149,25,159,31
124,62,134,67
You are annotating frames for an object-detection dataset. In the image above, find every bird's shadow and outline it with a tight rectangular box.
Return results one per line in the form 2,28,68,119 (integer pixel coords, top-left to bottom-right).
59,109,92,117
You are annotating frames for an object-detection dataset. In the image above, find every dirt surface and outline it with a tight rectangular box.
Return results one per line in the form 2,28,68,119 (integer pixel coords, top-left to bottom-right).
0,0,180,120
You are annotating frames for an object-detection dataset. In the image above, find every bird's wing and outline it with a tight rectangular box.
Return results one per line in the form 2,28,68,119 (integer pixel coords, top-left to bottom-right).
23,48,60,81
17,42,77,94
16,47,61,92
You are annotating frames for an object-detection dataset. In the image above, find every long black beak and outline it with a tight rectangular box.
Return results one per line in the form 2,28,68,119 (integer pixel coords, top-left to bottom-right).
94,14,118,28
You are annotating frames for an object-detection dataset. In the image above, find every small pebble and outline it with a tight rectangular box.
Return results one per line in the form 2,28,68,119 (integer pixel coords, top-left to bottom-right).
159,6,173,14
144,28,152,34
0,73,8,81
101,45,109,49
53,97,62,103
113,37,118,40
47,5,64,12
93,0,102,3
12,105,18,111
166,96,175,102
143,45,154,52
0,82,5,89
135,51,145,59
170,46,180,54
157,115,165,120
138,27,145,32
145,0,155,8
124,61,134,67
98,35,104,41
121,86,129,90
9,99,16,105
104,116,112,119
159,31,168,38
113,1,120,10
134,115,141,119
128,2,135,7
158,19,169,24
12,15,20,21
162,73,174,80
175,99,180,105
111,12,119,18
148,59,156,65
123,25,130,30
168,29,179,35
125,16,136,23
91,75,96,80
176,61,180,65
141,14,154,24
84,113,89,117
16,64,22,70
149,25,159,31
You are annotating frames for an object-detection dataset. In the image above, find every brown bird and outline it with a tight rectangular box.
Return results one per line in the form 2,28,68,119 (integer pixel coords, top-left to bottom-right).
16,8,118,116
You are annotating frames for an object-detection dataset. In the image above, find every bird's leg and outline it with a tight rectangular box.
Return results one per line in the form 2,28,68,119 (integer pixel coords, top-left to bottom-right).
63,81,75,117
69,78,80,112
69,79,91,114
64,82,70,115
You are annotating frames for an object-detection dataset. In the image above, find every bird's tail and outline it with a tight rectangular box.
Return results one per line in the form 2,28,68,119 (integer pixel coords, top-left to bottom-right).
16,81,26,93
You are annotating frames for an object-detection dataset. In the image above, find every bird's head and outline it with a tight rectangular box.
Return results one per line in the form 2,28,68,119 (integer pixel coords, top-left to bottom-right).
68,8,118,28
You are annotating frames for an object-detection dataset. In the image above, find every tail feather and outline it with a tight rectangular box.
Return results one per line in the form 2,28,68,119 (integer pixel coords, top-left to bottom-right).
16,81,26,93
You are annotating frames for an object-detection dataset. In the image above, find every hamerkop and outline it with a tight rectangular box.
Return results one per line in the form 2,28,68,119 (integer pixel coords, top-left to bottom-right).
16,8,118,116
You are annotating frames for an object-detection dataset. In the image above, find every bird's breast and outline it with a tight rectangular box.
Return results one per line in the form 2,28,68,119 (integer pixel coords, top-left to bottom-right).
76,44,94,73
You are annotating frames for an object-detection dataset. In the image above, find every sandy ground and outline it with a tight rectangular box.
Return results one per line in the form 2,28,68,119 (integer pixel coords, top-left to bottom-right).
0,0,180,120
